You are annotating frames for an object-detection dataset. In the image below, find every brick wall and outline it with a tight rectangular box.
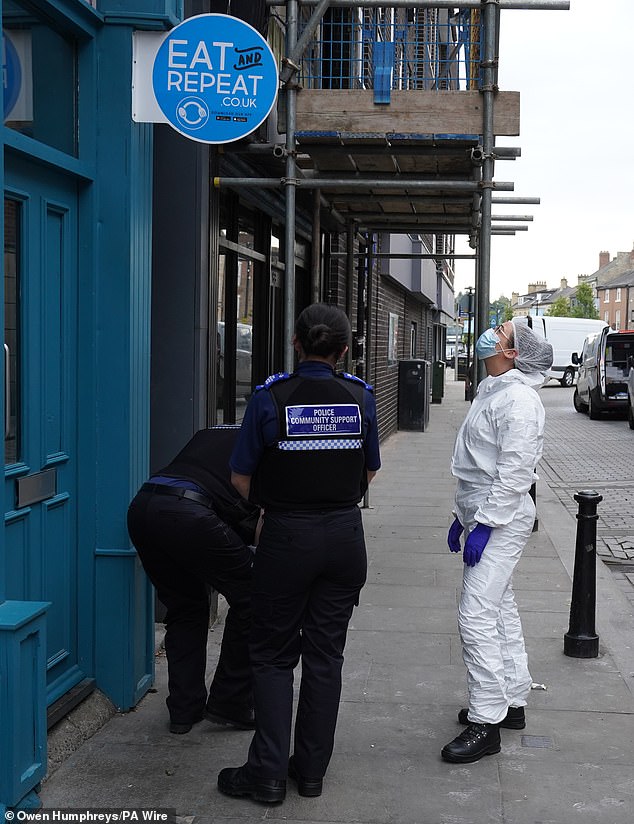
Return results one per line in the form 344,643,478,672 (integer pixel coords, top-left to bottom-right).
328,233,434,441
368,275,432,440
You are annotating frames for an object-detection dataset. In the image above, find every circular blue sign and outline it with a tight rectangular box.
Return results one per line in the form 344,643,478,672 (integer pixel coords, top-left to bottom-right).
3,32,22,119
152,14,279,144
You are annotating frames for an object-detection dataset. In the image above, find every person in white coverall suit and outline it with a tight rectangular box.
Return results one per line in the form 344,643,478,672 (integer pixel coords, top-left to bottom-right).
441,318,553,764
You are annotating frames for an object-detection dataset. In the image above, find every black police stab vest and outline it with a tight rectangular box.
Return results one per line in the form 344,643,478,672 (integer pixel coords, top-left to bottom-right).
251,372,368,511
157,427,239,499
156,427,260,541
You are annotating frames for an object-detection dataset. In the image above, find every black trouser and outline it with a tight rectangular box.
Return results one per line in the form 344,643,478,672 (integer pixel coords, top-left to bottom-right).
127,490,253,725
246,506,367,780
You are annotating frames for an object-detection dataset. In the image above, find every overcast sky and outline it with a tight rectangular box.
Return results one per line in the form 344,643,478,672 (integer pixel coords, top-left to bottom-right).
453,0,634,301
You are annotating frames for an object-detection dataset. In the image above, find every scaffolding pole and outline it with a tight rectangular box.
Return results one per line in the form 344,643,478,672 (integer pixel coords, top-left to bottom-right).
330,253,478,260
311,188,321,303
284,0,299,371
214,178,515,191
337,213,531,224
492,198,541,205
268,1,570,9
346,221,355,372
475,0,498,389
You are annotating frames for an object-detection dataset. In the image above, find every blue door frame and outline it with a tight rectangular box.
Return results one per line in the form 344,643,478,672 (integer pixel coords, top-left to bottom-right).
4,156,89,705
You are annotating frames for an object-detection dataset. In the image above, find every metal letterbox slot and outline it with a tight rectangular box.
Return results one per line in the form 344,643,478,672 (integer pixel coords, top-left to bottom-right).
16,469,57,508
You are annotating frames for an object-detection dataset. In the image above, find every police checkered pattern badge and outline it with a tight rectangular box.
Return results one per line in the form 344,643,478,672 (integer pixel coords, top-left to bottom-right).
277,438,363,451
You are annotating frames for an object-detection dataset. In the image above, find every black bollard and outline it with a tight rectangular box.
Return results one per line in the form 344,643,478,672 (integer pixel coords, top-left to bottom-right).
529,482,538,533
563,490,603,658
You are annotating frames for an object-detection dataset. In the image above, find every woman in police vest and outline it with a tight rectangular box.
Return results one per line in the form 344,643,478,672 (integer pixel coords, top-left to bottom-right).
218,303,381,804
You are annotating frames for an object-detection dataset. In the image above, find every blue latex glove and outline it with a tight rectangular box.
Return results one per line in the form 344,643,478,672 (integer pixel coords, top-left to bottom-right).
463,523,493,567
447,517,464,553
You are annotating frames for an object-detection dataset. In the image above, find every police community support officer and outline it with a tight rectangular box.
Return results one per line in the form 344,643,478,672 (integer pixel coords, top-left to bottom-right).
127,426,260,735
218,303,381,804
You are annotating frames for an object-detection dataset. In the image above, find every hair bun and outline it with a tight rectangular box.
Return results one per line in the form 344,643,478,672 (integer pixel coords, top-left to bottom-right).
294,303,351,359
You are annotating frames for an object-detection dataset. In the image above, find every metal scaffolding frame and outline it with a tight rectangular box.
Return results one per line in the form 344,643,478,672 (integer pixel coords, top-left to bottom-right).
215,1,570,376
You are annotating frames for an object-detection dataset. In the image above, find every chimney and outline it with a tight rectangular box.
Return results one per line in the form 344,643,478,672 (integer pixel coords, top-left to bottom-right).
599,251,610,269
527,283,537,294
560,278,568,290
511,291,519,306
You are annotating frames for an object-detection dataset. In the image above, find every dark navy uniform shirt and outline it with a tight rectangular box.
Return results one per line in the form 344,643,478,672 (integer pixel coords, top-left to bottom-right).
230,360,381,476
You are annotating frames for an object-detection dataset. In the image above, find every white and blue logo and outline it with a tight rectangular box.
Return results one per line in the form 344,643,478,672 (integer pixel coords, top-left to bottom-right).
285,405,362,438
152,14,279,144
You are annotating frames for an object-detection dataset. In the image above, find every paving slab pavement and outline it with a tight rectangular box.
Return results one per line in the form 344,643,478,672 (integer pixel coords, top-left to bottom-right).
40,377,634,823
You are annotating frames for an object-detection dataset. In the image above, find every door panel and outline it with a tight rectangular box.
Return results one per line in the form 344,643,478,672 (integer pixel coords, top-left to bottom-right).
4,157,84,705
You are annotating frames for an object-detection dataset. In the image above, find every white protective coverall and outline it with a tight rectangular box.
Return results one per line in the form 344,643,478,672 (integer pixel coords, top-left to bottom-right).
451,368,546,724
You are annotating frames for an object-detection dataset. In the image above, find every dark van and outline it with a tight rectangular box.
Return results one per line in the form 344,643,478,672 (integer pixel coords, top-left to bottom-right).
572,328,634,419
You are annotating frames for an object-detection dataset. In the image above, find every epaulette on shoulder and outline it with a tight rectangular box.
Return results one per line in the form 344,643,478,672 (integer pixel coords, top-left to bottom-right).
255,371,293,391
338,371,374,393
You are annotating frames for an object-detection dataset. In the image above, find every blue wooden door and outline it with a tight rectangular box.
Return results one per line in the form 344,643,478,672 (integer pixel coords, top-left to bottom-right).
4,157,87,706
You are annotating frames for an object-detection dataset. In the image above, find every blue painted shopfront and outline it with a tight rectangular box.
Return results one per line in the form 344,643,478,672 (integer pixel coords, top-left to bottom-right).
0,0,182,812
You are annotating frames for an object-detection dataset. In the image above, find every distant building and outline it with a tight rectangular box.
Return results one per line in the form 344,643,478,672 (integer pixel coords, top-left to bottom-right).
596,270,634,330
577,246,634,326
590,247,634,289
511,281,556,316
511,275,598,318
510,247,634,321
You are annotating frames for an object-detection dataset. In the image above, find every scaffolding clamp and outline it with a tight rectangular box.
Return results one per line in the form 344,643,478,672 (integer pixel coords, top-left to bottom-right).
281,57,302,88
281,177,300,187
470,146,484,165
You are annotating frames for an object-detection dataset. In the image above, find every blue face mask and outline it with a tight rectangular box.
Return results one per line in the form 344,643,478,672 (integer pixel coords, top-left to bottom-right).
475,327,501,360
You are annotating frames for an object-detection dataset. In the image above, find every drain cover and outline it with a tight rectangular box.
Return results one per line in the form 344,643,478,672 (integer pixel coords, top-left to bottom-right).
521,735,554,749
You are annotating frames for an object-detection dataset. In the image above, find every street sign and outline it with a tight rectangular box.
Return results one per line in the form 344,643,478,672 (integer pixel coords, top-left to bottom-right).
152,14,279,144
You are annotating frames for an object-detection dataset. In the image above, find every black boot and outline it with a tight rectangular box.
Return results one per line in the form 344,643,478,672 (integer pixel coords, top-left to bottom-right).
457,706,526,730
205,700,255,730
288,756,323,798
218,765,286,804
441,723,501,763
169,715,203,735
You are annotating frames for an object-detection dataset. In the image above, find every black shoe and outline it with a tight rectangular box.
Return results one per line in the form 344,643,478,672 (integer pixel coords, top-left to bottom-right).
205,702,255,730
441,723,501,763
217,765,286,804
169,716,203,735
457,706,526,730
288,755,323,798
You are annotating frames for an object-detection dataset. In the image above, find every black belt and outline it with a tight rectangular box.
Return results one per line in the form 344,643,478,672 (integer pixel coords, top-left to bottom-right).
141,482,212,507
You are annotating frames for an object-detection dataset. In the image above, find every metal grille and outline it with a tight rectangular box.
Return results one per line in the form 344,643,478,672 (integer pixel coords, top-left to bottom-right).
299,7,482,91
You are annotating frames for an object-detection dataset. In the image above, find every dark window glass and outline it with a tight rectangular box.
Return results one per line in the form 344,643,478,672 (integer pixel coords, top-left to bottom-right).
4,198,20,465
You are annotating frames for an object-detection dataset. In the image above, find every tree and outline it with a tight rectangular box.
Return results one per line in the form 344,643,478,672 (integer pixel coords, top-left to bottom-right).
490,295,513,323
571,282,599,319
547,297,571,317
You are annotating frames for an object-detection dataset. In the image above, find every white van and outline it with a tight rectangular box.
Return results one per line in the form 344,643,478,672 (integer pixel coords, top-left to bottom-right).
522,316,607,386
